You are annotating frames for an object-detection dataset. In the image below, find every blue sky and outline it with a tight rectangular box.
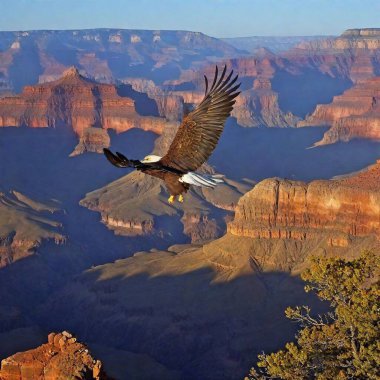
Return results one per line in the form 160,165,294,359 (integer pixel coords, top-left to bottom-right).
0,0,379,37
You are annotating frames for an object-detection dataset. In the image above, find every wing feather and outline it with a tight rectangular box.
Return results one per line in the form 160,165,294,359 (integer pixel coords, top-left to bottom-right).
159,65,240,172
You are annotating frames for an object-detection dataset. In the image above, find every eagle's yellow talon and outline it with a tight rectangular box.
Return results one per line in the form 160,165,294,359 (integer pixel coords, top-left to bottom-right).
168,195,175,204
178,194,184,203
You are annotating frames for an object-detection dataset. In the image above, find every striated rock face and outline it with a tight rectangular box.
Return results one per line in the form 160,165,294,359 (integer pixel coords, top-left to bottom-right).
0,67,168,153
0,331,110,380
299,76,380,145
228,161,380,247
0,191,64,268
299,28,380,51
288,29,380,83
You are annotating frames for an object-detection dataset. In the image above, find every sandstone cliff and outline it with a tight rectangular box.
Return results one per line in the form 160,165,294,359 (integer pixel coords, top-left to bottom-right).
299,76,380,145
0,331,110,380
0,190,64,268
0,67,169,154
229,160,380,250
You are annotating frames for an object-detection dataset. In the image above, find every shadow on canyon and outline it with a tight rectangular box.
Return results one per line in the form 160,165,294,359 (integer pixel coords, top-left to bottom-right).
211,119,380,182
272,68,352,117
32,266,326,380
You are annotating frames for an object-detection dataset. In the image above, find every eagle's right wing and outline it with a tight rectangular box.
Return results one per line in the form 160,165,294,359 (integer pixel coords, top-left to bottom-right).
159,65,240,172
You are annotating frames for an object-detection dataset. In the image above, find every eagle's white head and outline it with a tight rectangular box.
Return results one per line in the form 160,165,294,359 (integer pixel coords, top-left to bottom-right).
141,155,162,163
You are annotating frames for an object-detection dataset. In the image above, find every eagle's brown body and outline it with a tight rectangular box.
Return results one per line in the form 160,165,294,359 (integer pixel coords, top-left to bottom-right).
103,65,240,203
144,169,190,196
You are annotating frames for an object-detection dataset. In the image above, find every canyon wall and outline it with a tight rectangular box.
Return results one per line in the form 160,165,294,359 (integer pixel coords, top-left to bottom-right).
229,160,380,248
0,67,168,153
299,76,380,145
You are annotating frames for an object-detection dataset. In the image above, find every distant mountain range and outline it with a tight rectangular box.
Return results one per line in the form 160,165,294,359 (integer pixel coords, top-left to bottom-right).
222,35,331,53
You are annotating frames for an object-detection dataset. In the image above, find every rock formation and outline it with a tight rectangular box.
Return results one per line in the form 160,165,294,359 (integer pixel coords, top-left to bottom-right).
0,67,168,154
229,160,380,249
0,190,64,268
81,171,252,242
0,331,110,380
299,76,380,145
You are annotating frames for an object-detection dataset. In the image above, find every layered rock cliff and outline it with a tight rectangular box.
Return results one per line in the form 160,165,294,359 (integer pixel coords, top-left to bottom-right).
0,190,64,268
0,67,168,153
0,331,110,380
299,76,380,145
228,160,380,248
287,28,380,83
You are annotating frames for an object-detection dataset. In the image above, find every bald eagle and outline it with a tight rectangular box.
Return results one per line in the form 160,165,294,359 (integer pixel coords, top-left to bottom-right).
103,65,240,204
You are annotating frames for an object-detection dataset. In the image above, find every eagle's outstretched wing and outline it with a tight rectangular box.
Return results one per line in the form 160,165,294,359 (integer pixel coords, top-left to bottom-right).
159,65,240,172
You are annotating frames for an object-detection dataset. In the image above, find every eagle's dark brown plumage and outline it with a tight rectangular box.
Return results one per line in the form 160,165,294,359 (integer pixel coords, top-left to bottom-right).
103,65,240,203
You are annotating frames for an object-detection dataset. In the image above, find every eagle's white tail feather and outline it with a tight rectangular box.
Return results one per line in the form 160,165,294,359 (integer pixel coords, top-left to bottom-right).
180,172,224,188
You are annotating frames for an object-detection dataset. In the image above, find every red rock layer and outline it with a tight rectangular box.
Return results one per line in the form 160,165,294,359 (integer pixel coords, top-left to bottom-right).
228,162,380,247
0,331,110,380
0,67,167,152
299,76,380,145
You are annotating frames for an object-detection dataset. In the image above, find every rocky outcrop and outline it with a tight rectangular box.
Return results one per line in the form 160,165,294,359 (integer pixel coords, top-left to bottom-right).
0,331,110,380
299,76,380,145
228,160,380,247
0,191,64,268
81,170,251,242
0,67,168,153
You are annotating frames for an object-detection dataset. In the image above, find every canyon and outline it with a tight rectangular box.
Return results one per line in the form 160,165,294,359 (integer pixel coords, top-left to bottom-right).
36,159,380,380
0,27,380,380
299,76,380,145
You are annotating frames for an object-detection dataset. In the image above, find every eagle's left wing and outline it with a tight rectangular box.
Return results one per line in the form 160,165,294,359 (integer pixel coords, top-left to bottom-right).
159,65,240,172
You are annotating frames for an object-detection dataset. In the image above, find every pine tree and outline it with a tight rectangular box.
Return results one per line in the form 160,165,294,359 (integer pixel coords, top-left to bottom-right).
246,252,380,380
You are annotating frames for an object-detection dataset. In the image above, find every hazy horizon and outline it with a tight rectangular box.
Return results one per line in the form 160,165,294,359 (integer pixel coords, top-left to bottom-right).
0,0,379,38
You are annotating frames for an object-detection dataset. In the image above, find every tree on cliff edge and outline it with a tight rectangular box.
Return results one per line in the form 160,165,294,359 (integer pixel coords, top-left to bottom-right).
246,252,380,380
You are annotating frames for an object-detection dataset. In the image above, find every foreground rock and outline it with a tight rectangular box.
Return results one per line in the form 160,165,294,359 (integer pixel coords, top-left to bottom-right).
299,76,380,145
0,331,111,379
